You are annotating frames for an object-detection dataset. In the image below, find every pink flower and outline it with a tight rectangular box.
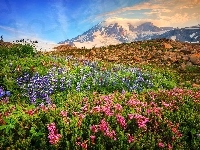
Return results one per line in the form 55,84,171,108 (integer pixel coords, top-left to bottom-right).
114,103,123,111
47,122,62,145
167,143,173,149
26,109,35,116
127,133,134,143
116,114,127,129
60,110,67,117
81,141,88,150
158,142,165,148
133,114,149,130
90,135,96,144
105,130,116,140
99,119,109,132
78,114,86,119
81,104,88,112
90,105,101,113
101,106,113,116
48,133,62,145
128,114,134,120
90,125,98,133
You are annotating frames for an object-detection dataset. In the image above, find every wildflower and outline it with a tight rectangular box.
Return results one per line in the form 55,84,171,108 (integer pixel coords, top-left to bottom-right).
47,122,62,145
122,89,126,94
81,140,88,150
5,91,11,97
114,103,123,111
0,88,5,98
105,130,117,140
26,109,35,116
116,114,127,129
90,105,101,114
99,119,109,132
133,114,149,130
60,110,67,117
128,114,134,120
90,135,96,144
158,142,165,148
90,125,98,133
127,133,134,143
101,106,113,116
167,143,173,149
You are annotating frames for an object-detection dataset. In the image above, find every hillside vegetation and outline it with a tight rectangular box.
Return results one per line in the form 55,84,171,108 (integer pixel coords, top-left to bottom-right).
0,39,199,149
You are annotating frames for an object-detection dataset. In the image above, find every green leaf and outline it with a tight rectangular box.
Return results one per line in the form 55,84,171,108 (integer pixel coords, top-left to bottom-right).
0,125,7,130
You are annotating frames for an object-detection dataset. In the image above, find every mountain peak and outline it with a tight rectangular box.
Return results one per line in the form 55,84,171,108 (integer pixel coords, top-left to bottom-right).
59,20,199,48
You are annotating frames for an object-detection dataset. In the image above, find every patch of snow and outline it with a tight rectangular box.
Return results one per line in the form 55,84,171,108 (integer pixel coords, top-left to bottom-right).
171,36,176,41
190,33,195,38
185,27,200,29
73,34,120,48
78,35,87,41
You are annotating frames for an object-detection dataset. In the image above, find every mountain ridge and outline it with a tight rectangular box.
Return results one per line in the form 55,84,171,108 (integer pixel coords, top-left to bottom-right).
59,21,200,48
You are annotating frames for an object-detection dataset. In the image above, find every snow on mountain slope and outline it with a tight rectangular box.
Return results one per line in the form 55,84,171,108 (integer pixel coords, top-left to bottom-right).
59,19,200,48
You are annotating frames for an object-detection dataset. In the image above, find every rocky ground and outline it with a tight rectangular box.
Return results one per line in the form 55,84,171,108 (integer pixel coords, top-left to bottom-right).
50,38,200,87
51,39,199,67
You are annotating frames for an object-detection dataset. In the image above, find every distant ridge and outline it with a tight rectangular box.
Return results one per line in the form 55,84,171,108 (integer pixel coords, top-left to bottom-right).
59,20,200,48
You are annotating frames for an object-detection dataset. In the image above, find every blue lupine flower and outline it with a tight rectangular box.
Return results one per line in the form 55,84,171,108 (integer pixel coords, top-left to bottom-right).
0,89,5,98
5,91,11,97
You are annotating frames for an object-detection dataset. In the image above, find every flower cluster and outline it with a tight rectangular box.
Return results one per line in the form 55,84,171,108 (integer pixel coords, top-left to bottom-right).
16,58,156,105
116,114,127,129
0,84,11,102
90,119,117,141
16,67,67,105
47,122,62,145
133,114,149,130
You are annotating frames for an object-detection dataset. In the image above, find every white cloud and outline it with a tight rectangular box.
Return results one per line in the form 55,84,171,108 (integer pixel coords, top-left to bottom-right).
90,0,200,28
52,1,69,34
102,17,170,28
0,25,56,44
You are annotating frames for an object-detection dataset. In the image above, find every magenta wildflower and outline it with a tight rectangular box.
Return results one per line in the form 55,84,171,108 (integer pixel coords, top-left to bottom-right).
81,140,88,150
90,135,96,144
167,143,173,149
127,133,134,143
60,110,67,117
128,114,134,120
99,119,109,132
116,114,127,129
90,105,101,114
133,114,149,130
90,125,98,133
104,130,117,140
158,142,165,148
101,105,114,116
81,104,88,112
114,103,123,111
47,122,62,145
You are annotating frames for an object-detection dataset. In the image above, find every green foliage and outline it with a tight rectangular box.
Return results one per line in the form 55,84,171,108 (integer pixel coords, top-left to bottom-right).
0,44,36,59
0,47,199,149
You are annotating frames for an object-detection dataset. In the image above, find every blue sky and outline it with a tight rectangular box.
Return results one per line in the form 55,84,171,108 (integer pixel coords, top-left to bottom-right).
0,0,199,43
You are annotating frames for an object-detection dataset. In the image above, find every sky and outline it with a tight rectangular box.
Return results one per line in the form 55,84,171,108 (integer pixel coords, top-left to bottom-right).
0,0,200,44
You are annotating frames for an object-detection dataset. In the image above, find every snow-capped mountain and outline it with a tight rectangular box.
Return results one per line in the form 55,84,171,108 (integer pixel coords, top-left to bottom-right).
59,21,200,48
154,25,200,43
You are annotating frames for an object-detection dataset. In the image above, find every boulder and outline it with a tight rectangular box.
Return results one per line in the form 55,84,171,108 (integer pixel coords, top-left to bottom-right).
189,53,200,65
180,49,191,55
163,43,173,49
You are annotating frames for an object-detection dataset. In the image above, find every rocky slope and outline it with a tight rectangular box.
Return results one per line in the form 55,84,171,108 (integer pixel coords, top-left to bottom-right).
52,38,200,86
